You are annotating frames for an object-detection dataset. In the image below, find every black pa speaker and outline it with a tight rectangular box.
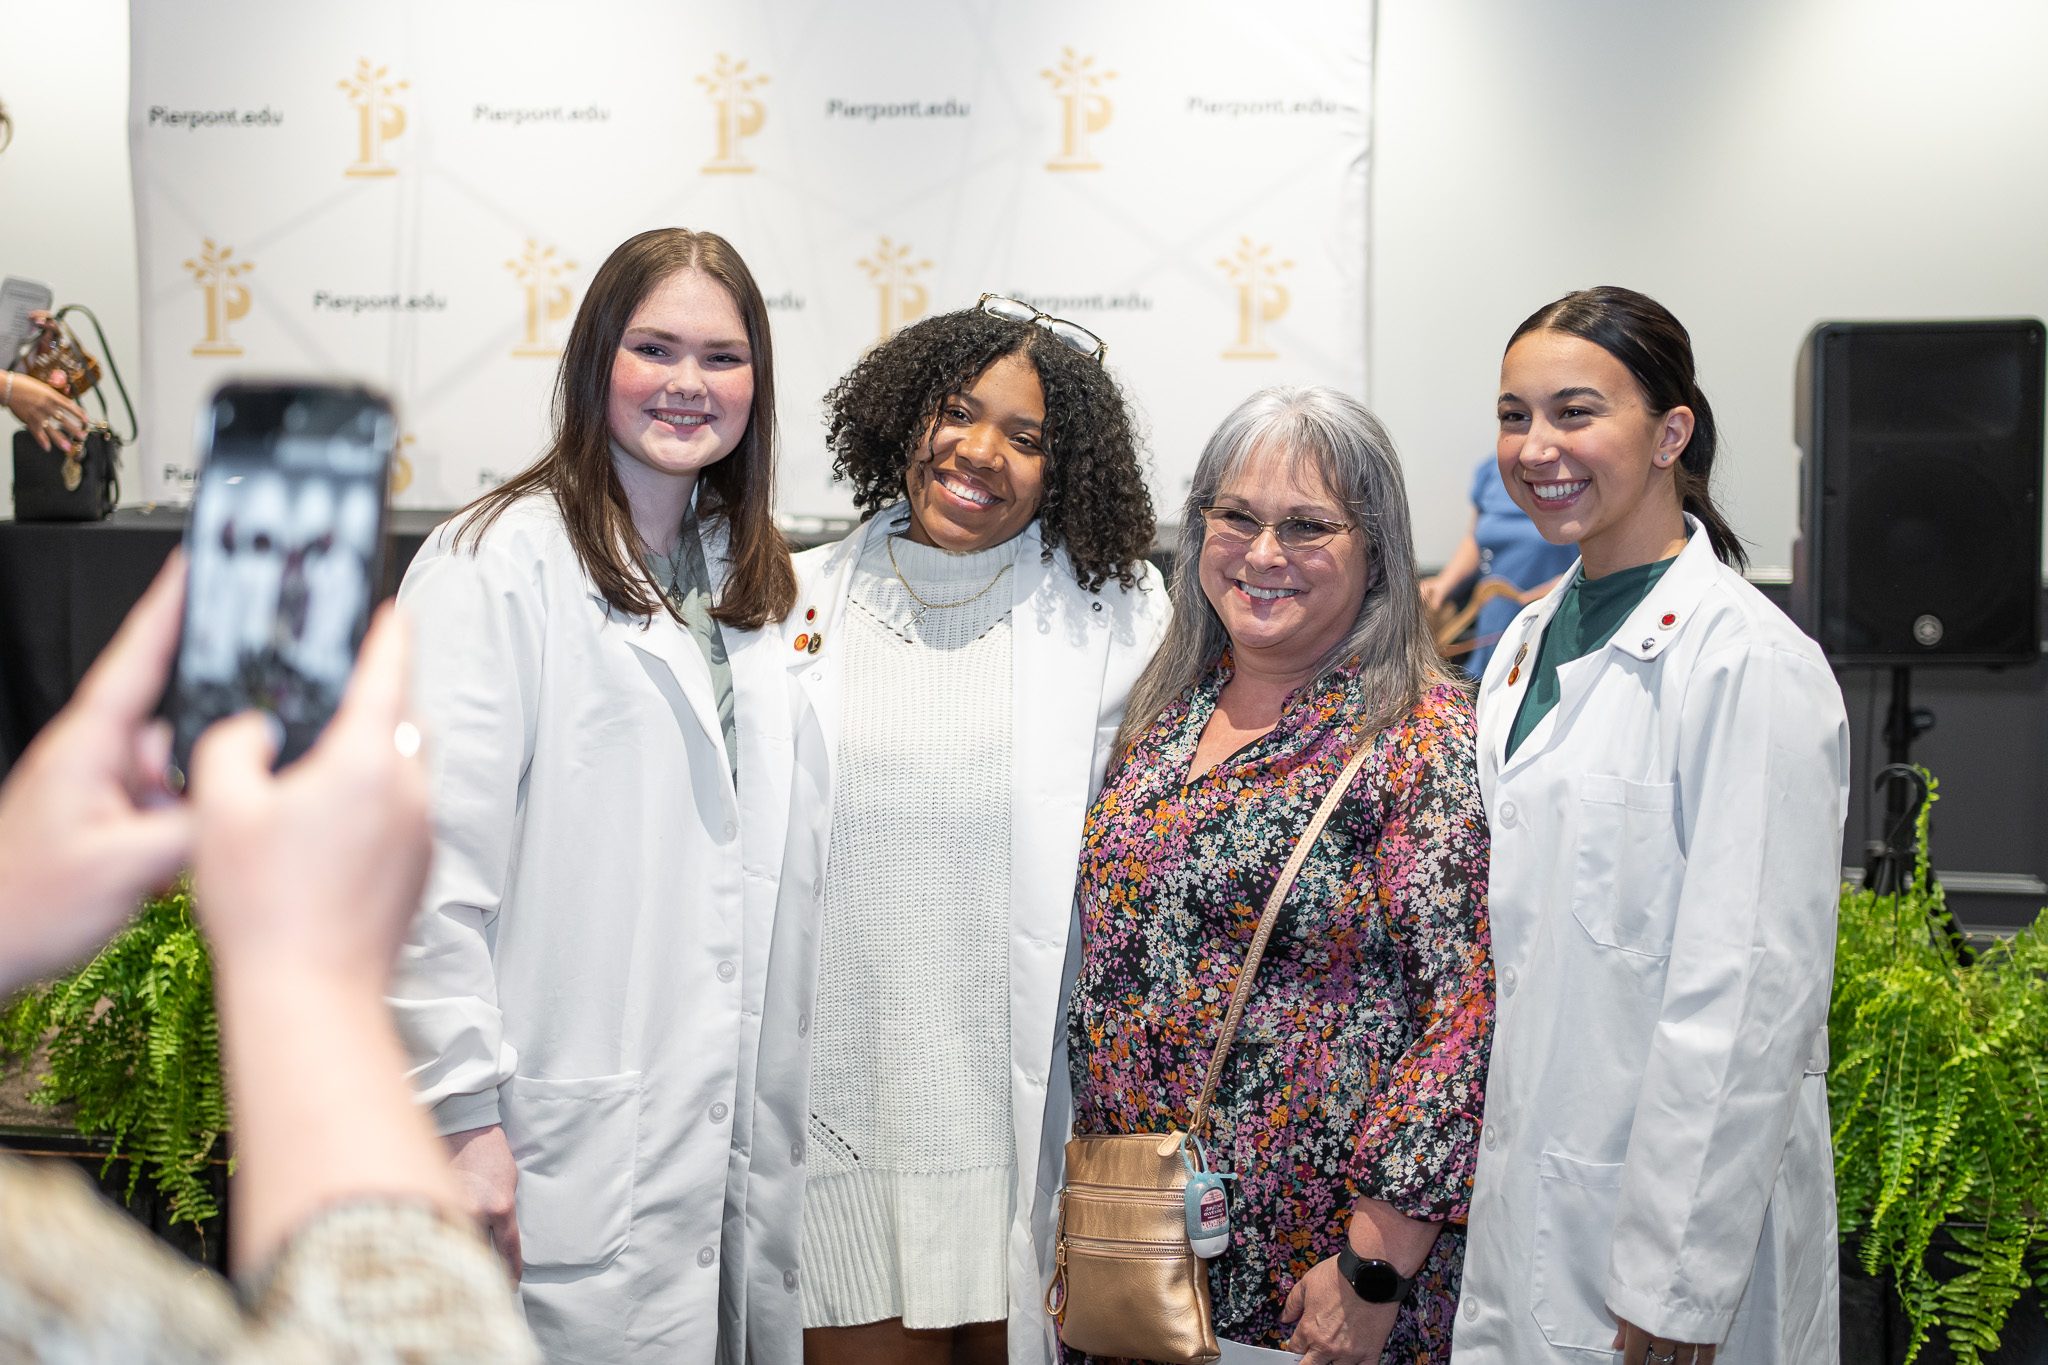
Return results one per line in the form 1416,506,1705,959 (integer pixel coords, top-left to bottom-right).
1792,319,2045,665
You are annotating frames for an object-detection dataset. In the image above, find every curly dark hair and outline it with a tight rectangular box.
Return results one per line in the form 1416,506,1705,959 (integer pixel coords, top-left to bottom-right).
824,308,1156,592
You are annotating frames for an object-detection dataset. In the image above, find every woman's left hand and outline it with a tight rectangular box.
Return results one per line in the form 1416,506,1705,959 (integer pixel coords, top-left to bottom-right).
1281,1255,1399,1365
1613,1317,1717,1364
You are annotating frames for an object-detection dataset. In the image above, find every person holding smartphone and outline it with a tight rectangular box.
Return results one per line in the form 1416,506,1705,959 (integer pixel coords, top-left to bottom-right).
389,228,819,1364
0,559,535,1362
1453,288,1849,1365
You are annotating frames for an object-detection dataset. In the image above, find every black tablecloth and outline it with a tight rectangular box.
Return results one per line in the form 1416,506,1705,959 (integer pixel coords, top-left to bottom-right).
0,508,451,774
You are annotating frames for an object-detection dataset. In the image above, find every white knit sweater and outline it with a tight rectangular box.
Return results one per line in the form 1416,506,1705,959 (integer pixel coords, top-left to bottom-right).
801,522,1020,1330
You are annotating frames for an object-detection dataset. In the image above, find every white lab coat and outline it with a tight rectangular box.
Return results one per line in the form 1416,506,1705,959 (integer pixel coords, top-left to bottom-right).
760,508,1171,1365
389,494,827,1365
1453,518,1850,1364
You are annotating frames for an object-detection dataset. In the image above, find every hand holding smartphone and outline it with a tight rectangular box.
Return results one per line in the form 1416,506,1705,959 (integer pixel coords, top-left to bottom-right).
165,381,395,785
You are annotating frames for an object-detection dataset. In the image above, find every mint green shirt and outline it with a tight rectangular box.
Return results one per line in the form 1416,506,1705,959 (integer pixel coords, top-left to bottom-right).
1505,555,1677,760
643,507,738,779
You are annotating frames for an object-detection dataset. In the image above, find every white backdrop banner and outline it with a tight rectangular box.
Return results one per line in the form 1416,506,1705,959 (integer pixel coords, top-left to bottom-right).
129,0,1372,517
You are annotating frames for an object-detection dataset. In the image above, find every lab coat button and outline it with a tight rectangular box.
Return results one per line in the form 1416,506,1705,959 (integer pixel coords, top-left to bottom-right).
1463,1296,1476,1320
1499,802,1517,828
1484,1125,1499,1151
811,670,823,682
717,960,737,982
697,1246,716,1267
722,821,738,842
784,1268,800,1292
710,1102,729,1122
792,1139,805,1164
798,1012,810,1036
812,877,825,899
1502,968,1517,995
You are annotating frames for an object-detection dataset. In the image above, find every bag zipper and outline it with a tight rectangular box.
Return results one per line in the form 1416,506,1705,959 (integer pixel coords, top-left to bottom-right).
1063,1181,1185,1208
1061,1232,1189,1259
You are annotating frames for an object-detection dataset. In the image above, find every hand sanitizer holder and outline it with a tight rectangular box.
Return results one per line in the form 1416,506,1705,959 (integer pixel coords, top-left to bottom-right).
1181,1138,1237,1258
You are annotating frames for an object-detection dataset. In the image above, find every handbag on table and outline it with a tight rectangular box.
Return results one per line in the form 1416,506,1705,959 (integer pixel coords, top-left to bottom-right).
11,304,136,522
1046,737,1378,1365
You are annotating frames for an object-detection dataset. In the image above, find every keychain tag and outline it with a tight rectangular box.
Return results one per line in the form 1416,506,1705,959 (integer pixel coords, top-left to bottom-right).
1181,1137,1237,1258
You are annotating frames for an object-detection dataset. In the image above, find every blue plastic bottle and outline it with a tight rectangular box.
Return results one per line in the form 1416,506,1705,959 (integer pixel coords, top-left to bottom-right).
1182,1139,1237,1259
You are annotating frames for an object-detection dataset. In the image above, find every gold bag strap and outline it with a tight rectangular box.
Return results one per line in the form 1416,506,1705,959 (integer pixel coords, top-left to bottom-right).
1185,735,1378,1142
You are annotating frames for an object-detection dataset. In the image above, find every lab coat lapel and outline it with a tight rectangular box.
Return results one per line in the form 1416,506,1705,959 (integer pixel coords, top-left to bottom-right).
594,595,730,790
1008,523,1110,1252
1602,519,1723,670
1009,521,1105,955
785,515,872,790
1492,568,1577,779
1496,519,1726,776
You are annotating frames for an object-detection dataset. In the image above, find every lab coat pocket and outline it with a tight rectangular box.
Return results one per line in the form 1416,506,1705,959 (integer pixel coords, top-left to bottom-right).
1570,776,1683,955
503,1070,642,1272
1529,1150,1624,1353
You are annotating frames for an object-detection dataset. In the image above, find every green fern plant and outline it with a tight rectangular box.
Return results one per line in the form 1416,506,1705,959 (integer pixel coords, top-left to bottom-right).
1830,774,2048,1363
0,880,229,1224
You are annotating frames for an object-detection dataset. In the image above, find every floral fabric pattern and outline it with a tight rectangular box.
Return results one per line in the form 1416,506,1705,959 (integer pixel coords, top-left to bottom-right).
1065,659,1493,1358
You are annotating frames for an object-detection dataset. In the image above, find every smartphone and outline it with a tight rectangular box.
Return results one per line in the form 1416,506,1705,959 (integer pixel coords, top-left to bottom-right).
165,381,395,784
0,276,53,363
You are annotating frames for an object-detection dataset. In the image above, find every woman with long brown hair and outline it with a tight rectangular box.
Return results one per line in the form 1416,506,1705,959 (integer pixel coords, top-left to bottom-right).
388,227,821,1364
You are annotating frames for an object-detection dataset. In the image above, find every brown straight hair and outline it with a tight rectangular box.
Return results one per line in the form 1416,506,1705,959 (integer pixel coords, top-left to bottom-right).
454,227,796,630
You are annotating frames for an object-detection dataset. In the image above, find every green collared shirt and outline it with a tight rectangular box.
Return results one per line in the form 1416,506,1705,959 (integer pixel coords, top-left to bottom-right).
1505,555,1678,760
644,507,739,780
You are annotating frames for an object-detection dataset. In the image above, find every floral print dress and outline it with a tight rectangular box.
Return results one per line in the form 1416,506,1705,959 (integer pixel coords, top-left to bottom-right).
1066,658,1493,1360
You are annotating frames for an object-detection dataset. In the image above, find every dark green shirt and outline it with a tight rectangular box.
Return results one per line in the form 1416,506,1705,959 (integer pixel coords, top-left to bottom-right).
1505,555,1678,760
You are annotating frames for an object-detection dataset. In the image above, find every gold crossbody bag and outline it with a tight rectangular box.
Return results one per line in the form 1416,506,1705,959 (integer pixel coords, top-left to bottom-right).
1046,738,1378,1365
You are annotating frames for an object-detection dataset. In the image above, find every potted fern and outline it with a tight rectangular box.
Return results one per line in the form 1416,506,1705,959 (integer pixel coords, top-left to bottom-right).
0,879,229,1231
1831,774,2048,1363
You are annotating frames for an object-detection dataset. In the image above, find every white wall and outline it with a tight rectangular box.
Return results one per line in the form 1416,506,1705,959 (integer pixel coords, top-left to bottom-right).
7,0,2048,570
0,0,140,514
1372,0,2048,574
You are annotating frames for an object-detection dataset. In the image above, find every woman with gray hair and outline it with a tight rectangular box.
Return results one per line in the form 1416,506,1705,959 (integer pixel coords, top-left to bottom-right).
1062,387,1493,1364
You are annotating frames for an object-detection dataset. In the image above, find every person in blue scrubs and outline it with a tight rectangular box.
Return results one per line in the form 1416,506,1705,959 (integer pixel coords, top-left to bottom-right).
1419,455,1578,676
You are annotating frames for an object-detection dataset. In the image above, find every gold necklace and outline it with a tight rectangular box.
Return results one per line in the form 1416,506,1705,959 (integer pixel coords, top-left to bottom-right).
886,535,1011,625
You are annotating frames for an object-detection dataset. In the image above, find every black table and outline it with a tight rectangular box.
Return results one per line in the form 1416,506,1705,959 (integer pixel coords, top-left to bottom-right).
0,509,863,777
0,507,451,775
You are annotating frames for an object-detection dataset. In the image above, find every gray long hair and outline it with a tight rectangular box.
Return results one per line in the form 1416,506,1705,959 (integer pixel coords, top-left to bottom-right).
1116,385,1459,756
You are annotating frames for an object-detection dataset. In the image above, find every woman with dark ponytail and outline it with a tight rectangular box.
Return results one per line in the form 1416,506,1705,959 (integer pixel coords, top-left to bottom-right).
1453,288,1850,1365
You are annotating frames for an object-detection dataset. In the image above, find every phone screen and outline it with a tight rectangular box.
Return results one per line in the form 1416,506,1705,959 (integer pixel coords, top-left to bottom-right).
167,382,394,779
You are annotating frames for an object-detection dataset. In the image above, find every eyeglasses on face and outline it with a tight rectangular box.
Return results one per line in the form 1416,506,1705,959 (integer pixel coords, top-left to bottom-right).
977,294,1108,362
1198,504,1354,552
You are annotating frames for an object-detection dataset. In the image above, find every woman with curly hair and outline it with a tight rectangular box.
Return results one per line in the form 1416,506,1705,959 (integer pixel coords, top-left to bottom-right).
785,299,1170,1365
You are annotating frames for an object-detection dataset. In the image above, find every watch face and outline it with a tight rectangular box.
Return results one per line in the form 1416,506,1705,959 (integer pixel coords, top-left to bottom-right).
1353,1260,1404,1303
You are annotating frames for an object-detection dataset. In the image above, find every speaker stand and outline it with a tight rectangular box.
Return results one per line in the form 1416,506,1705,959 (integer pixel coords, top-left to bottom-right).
1867,673,1968,957
1881,667,1936,785
1875,668,1934,868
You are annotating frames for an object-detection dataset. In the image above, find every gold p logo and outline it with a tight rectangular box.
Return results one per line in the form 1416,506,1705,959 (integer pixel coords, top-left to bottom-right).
1041,48,1114,171
1217,237,1292,360
392,433,417,496
186,239,253,357
340,59,407,178
859,238,933,342
507,240,578,358
700,55,769,175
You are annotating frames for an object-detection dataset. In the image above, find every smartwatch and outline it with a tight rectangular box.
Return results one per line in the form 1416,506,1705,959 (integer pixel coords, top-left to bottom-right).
1335,1243,1417,1305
